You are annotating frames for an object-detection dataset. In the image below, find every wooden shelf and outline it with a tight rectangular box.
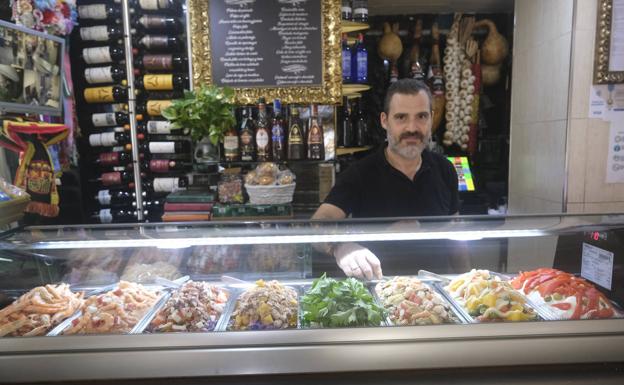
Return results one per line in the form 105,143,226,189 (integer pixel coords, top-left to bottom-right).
341,21,369,34
342,83,371,98
336,146,373,156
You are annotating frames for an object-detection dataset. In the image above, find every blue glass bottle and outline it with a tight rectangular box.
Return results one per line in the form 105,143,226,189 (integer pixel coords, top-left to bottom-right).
341,33,352,83
351,33,367,83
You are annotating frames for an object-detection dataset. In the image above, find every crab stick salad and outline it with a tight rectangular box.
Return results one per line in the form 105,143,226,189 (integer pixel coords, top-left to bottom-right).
511,268,620,320
445,269,538,322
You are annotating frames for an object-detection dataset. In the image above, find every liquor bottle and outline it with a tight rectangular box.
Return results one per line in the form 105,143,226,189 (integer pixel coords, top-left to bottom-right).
83,85,128,104
91,208,137,223
94,187,147,206
134,140,191,154
84,65,126,85
139,120,188,135
287,106,305,160
95,151,133,167
271,99,286,161
78,3,123,21
340,97,353,147
223,119,240,162
239,107,256,161
351,33,367,83
352,0,368,22
82,45,125,65
135,99,173,117
133,53,188,71
307,104,324,160
144,159,192,173
354,98,368,146
91,111,130,127
144,176,189,193
255,97,271,161
134,73,189,91
80,25,123,42
341,34,352,83
341,0,352,20
133,34,183,51
133,14,182,32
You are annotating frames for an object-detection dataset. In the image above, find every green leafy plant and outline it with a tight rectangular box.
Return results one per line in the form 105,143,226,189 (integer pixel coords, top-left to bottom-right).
161,85,236,145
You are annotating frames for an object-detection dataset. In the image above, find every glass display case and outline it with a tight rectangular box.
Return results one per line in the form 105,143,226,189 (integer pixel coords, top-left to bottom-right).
1,214,624,383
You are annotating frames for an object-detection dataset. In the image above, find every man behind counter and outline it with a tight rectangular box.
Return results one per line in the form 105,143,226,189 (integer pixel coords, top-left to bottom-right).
312,79,463,280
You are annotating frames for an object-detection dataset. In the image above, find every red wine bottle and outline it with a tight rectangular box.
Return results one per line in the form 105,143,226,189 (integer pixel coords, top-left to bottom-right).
94,187,147,206
91,208,137,223
133,53,188,71
94,151,133,166
80,25,123,42
133,14,182,32
82,45,124,65
144,159,192,173
84,65,126,85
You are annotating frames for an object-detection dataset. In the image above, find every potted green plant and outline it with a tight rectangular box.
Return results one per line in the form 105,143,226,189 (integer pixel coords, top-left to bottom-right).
162,85,236,163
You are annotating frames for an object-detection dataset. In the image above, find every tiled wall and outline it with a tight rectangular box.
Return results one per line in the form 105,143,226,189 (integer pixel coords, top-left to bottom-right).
566,0,624,214
508,0,574,214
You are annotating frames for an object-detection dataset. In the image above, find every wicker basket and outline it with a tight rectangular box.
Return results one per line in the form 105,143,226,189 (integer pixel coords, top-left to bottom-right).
245,183,296,205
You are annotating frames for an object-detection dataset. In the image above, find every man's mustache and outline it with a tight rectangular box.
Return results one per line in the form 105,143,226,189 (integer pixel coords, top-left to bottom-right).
399,131,425,141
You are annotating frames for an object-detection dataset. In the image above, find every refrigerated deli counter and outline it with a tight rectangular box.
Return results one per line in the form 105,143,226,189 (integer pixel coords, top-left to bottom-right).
1,214,624,383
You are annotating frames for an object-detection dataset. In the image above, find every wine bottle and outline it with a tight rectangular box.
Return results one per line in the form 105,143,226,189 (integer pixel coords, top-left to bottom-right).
354,97,368,146
91,112,130,127
82,45,124,65
88,132,137,147
133,33,183,51
307,104,324,160
135,73,189,91
91,208,137,223
133,14,182,32
271,99,286,161
352,0,368,22
239,107,256,161
341,34,352,83
287,106,305,160
223,119,240,162
144,176,189,193
91,170,140,186
340,96,354,147
94,188,147,206
145,159,191,173
95,151,133,167
80,25,123,42
341,0,352,20
84,65,126,85
83,85,128,103
135,140,191,154
129,0,181,12
255,97,271,161
78,3,123,21
139,120,188,135
351,33,368,83
133,53,188,71
135,99,173,117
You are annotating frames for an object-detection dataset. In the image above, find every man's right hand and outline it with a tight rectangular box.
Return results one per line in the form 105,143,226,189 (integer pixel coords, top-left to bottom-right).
333,242,383,280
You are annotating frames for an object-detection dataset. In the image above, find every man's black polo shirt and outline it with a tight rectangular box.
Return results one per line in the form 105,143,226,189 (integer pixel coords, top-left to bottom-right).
324,144,459,217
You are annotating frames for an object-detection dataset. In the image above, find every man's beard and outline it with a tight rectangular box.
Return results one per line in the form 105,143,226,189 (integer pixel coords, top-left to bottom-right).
388,131,429,159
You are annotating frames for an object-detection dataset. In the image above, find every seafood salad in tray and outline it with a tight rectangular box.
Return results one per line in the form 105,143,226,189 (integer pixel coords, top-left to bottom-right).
228,280,298,331
443,269,539,322
375,277,462,326
0,284,84,337
511,268,622,320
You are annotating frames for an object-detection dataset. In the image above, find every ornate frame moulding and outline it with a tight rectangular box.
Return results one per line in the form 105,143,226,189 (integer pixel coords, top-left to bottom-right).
188,0,342,104
594,0,624,84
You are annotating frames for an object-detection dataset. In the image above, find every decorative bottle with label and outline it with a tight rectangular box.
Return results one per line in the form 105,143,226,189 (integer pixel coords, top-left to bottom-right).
341,33,352,83
271,99,286,161
138,120,188,135
133,53,188,71
135,99,173,117
351,33,368,83
84,65,126,85
133,15,182,33
287,106,305,160
134,73,189,91
255,97,272,161
307,104,324,160
133,33,183,51
82,45,124,65
223,118,240,162
83,85,128,104
90,112,130,127
78,4,123,22
136,140,191,154
239,107,256,162
79,25,123,42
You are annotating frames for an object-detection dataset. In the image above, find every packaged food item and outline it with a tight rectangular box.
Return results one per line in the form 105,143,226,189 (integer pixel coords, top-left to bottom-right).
64,281,160,335
301,273,385,328
186,245,242,274
0,284,84,337
217,174,244,203
121,261,181,283
444,269,537,322
511,268,621,320
229,280,298,331
149,281,229,333
375,277,459,325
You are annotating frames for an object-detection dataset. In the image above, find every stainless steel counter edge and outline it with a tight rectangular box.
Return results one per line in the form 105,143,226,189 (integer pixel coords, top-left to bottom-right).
1,334,623,383
1,319,623,353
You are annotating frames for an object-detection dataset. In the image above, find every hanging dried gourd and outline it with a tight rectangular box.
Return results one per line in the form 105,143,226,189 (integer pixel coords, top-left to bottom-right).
474,19,508,86
378,22,403,62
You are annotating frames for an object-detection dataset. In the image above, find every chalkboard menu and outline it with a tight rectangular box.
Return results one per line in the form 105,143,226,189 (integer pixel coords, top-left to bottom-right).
209,0,322,88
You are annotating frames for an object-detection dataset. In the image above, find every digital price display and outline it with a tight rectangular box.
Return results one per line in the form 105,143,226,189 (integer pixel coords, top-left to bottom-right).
447,156,475,192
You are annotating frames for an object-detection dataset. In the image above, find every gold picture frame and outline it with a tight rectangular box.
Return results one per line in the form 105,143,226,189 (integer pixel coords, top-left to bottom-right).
188,0,342,104
594,0,624,84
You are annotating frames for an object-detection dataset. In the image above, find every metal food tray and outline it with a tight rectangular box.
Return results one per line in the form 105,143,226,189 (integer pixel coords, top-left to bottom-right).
46,283,169,336
370,278,471,325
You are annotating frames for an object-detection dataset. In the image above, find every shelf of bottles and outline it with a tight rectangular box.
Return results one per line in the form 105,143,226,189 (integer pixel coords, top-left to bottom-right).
73,0,191,223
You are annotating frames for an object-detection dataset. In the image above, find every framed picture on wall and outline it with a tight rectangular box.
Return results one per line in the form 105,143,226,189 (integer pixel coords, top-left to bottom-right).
595,0,624,84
